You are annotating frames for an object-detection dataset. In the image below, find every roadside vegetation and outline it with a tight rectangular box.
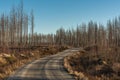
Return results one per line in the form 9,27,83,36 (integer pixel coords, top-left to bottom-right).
64,46,120,80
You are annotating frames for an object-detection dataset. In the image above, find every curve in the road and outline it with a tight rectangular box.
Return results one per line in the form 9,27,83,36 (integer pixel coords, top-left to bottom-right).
7,48,79,80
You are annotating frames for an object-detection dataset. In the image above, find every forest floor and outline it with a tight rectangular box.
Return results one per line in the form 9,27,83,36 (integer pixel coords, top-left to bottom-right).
64,46,120,80
0,45,68,80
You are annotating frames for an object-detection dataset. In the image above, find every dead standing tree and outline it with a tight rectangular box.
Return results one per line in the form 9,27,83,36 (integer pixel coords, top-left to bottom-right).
31,10,34,47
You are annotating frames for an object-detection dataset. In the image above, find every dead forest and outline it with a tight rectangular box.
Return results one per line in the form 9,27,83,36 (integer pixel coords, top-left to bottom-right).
0,3,120,54
0,2,120,80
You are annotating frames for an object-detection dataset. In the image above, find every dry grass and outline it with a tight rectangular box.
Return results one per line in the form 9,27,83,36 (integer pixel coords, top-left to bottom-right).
0,45,68,80
64,46,120,80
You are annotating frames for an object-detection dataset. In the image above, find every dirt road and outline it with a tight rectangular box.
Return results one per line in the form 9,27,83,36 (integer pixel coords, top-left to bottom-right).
7,48,79,80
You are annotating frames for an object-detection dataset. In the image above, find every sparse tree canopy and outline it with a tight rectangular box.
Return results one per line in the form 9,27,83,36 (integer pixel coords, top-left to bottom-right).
0,2,120,53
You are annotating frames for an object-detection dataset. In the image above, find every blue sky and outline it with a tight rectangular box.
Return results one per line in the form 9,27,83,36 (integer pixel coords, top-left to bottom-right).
0,0,120,34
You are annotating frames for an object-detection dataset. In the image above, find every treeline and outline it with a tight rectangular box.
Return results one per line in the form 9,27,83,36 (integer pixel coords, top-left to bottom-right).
55,18,120,48
0,2,56,50
0,2,120,51
0,2,34,48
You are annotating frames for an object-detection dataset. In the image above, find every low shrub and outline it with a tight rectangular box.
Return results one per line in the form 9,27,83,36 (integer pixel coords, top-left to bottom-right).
64,47,120,80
